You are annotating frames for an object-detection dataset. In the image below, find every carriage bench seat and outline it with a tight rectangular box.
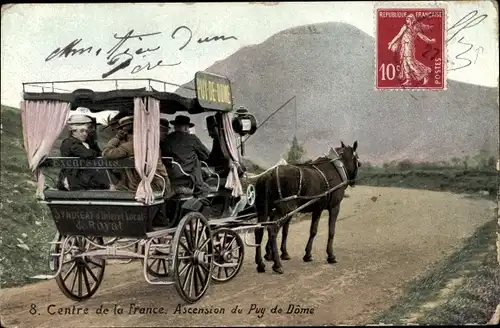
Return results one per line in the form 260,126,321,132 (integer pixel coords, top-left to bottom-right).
43,189,165,202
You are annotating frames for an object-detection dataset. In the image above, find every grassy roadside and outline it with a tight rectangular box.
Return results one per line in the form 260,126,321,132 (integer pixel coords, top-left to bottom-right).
371,217,499,325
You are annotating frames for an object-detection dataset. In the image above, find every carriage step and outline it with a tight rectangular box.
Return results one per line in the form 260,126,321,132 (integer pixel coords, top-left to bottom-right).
31,274,56,280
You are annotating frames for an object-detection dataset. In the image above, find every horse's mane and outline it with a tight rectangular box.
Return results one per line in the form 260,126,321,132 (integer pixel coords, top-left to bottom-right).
298,156,331,166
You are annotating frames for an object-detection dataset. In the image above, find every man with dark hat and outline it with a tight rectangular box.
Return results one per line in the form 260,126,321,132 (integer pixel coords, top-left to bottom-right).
159,114,170,143
160,115,210,195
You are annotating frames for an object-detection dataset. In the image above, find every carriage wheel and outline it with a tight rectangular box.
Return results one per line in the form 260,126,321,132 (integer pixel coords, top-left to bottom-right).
172,212,213,304
246,184,256,206
144,237,170,278
211,228,244,284
55,235,106,301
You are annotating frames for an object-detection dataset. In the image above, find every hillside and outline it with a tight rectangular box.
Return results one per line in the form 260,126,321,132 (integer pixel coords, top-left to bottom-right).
176,22,498,168
0,105,55,287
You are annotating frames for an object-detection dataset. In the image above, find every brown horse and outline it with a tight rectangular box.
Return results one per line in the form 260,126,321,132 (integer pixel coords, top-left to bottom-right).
254,141,360,274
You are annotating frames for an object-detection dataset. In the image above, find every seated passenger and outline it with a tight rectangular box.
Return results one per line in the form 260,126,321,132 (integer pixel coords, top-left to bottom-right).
57,114,110,191
204,115,246,180
102,116,173,197
160,119,170,142
160,115,210,195
102,112,130,184
83,112,119,189
205,116,231,178
85,115,101,153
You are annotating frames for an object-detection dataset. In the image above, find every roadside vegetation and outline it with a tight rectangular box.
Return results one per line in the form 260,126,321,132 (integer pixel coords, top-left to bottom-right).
1,105,55,288
357,158,497,199
373,218,499,325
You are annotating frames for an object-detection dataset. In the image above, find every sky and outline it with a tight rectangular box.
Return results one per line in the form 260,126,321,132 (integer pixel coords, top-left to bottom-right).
1,1,498,111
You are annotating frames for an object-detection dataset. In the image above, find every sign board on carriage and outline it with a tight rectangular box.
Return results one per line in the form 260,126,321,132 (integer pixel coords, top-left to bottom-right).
195,71,233,112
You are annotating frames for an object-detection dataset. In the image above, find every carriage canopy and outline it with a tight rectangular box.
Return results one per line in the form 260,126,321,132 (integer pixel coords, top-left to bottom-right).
22,71,234,114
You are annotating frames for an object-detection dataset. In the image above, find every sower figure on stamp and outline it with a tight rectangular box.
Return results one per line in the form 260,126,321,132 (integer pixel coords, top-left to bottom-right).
388,13,436,86
102,116,173,197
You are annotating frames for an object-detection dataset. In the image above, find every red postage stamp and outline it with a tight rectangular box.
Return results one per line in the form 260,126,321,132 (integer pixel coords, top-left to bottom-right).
376,7,446,90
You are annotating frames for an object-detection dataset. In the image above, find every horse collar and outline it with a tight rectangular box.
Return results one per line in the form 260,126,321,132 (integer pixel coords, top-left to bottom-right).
332,158,349,184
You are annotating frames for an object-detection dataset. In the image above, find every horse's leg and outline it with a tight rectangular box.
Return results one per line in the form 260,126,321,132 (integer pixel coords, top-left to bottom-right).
303,210,322,262
254,225,266,273
326,205,340,264
268,220,284,274
264,226,276,262
280,217,291,260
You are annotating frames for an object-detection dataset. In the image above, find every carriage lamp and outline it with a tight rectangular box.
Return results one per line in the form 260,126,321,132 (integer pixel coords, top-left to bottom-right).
232,106,257,157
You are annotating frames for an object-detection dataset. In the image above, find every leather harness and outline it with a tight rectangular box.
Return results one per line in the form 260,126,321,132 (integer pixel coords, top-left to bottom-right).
274,149,350,204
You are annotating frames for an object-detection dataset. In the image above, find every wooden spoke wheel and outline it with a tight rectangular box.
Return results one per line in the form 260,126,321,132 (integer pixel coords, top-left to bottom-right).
172,212,213,304
143,237,170,278
55,235,106,301
211,228,244,284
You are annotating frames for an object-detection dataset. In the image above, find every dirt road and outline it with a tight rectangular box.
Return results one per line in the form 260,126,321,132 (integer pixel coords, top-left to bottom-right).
0,186,495,327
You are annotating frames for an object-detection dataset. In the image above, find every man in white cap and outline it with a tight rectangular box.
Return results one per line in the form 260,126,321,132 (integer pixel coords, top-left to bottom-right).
75,107,101,153
102,116,173,196
57,114,110,191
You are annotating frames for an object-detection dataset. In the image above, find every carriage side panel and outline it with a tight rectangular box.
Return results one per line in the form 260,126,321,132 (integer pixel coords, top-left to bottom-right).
47,203,161,238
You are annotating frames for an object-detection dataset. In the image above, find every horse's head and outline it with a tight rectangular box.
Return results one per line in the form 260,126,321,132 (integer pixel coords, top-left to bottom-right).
335,141,361,187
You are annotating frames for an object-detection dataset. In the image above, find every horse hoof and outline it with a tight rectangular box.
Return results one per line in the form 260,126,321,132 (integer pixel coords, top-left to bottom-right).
272,266,284,274
280,253,291,261
256,265,266,273
264,254,273,262
303,254,313,262
327,257,337,264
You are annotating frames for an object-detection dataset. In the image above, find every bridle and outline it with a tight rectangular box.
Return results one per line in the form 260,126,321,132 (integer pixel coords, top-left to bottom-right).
329,147,360,186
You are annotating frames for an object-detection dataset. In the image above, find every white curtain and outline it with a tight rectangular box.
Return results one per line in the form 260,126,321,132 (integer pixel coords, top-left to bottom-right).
133,97,160,204
221,113,243,197
21,100,71,199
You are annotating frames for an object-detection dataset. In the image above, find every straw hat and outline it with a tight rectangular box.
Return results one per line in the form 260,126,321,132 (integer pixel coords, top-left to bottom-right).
103,112,128,130
117,116,134,129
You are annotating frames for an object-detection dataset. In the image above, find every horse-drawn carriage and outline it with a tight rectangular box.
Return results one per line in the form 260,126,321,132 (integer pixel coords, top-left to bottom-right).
22,72,263,304
22,71,361,305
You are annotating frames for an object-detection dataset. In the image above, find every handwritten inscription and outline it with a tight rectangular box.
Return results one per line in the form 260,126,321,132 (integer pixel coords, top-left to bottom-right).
45,26,238,78
446,10,487,71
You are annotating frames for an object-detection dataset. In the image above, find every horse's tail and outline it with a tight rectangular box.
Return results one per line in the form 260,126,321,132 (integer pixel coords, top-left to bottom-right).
254,172,272,223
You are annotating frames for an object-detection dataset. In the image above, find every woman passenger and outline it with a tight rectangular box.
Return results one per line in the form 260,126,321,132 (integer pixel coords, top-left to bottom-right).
57,114,110,191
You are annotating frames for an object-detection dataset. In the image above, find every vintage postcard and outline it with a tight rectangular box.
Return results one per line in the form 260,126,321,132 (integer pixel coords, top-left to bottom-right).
0,2,498,327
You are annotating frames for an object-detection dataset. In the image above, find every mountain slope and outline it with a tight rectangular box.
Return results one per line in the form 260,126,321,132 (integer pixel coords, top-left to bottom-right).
176,22,498,167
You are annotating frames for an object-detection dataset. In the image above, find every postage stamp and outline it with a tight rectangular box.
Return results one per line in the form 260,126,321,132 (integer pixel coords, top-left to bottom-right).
376,7,446,90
